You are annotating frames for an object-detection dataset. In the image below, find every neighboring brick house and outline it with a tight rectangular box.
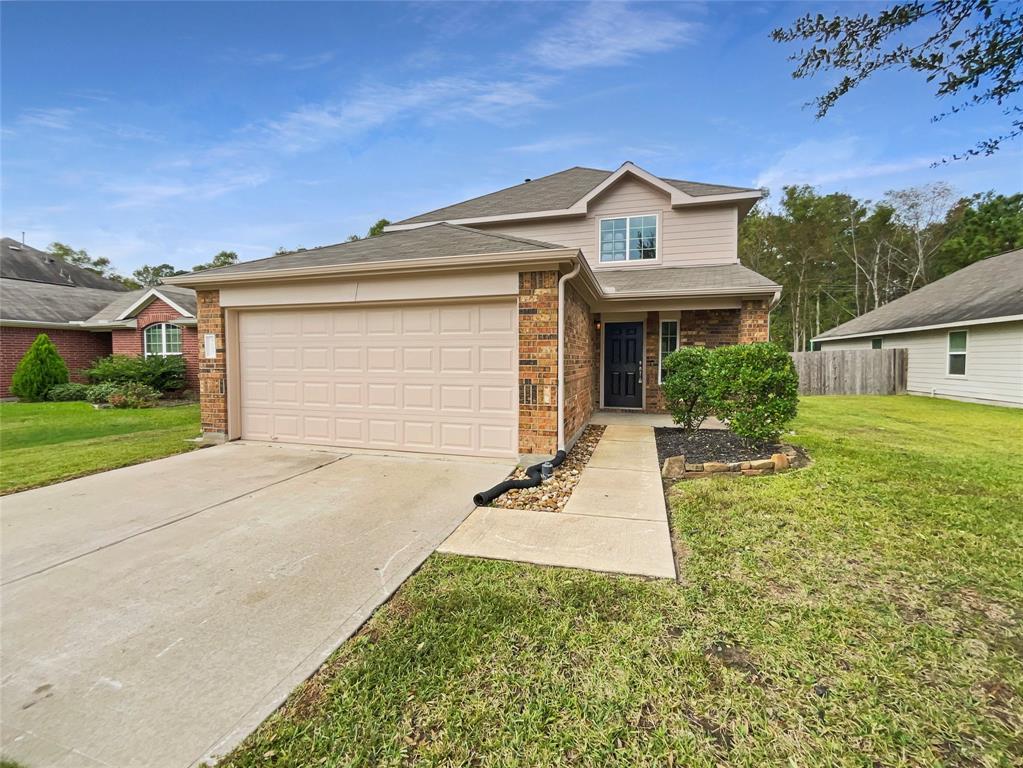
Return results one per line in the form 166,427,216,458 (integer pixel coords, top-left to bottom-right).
79,286,200,392
169,162,779,458
0,237,199,397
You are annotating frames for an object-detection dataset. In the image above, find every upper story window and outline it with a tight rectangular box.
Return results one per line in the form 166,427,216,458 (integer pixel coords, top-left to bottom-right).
947,330,967,375
599,215,657,263
871,338,883,350
144,323,183,357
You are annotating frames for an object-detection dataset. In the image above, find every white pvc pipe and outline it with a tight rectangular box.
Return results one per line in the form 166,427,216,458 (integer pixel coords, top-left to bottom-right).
557,259,582,451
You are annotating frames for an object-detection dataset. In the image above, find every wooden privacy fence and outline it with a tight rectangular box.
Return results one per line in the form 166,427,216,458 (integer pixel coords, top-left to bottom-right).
790,349,909,395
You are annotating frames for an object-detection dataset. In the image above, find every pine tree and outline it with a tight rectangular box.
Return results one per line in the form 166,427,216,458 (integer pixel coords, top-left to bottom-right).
10,334,70,401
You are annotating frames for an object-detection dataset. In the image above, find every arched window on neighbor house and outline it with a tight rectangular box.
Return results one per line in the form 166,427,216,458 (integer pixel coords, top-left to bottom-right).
143,323,183,357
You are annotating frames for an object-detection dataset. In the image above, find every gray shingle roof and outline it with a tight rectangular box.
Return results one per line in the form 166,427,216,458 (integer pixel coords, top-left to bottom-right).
815,248,1023,340
394,167,760,226
1,237,129,291
82,285,197,326
182,223,565,279
597,264,780,295
0,278,128,324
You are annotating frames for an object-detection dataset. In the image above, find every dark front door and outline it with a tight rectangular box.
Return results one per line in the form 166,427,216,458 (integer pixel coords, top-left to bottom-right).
604,322,643,408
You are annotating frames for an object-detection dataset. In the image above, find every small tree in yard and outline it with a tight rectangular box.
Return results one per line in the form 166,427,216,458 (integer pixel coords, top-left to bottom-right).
10,334,69,401
707,343,799,444
661,346,714,430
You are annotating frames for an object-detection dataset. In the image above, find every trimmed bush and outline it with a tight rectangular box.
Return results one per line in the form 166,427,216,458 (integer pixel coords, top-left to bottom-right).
85,382,119,404
85,354,186,392
107,382,161,409
46,383,90,402
10,334,69,401
660,346,713,430
706,343,799,443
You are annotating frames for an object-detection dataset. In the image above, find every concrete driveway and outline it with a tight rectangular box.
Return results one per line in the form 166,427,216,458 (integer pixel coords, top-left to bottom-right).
0,442,510,768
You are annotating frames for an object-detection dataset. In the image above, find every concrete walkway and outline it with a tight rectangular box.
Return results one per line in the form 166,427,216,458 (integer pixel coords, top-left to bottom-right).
440,425,676,579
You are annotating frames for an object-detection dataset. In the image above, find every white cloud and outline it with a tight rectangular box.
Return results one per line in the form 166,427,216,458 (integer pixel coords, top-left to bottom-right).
755,137,938,194
505,134,599,154
107,171,269,208
528,2,695,70
18,107,80,130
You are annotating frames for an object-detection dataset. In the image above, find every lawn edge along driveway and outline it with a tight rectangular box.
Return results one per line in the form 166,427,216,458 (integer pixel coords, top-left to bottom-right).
0,401,200,494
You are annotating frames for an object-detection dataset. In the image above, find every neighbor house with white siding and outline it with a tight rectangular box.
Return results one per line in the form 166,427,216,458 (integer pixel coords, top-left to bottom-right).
813,248,1023,407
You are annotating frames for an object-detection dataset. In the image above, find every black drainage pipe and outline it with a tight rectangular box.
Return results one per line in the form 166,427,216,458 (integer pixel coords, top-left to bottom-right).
473,450,567,506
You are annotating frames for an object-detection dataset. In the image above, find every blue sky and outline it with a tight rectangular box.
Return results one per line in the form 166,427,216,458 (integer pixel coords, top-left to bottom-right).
2,1,1020,273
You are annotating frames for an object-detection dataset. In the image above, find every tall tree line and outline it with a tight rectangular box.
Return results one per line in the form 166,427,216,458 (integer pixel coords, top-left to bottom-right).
741,187,1023,351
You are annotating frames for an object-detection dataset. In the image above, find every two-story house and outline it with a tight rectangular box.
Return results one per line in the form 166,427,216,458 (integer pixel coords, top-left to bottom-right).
170,162,780,459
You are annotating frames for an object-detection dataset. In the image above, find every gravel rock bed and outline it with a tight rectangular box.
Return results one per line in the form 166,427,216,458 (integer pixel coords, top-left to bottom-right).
654,427,782,467
488,424,606,512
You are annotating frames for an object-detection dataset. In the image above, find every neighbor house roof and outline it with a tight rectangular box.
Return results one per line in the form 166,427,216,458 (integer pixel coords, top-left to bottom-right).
392,165,761,226
814,248,1023,341
597,263,780,297
1,237,129,291
0,277,129,325
80,285,198,328
170,223,565,281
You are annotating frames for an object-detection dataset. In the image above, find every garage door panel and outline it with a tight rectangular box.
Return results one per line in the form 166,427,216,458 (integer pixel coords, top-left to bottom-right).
239,301,517,458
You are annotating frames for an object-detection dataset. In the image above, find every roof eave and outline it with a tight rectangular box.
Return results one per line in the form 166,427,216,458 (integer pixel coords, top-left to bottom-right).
812,313,1023,343
164,248,582,288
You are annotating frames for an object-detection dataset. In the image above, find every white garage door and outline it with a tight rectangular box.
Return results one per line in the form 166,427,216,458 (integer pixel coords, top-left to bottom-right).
237,301,518,458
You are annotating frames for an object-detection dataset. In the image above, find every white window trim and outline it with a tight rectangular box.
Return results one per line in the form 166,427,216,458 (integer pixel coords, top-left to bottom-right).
947,329,967,377
144,323,184,358
871,337,883,350
595,212,662,267
658,319,679,384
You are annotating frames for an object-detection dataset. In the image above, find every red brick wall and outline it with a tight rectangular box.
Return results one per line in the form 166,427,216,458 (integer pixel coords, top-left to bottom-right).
738,299,770,343
0,326,112,398
563,283,597,445
112,299,199,391
518,271,559,455
197,290,227,437
643,309,743,413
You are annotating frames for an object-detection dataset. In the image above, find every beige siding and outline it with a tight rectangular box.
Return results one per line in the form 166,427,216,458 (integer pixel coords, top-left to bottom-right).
478,177,738,268
820,321,1023,406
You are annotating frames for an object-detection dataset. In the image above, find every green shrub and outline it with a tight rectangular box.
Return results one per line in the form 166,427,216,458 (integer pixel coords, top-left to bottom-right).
107,382,162,409
46,382,90,401
10,334,69,401
85,354,186,392
660,346,713,430
706,343,799,443
85,382,119,404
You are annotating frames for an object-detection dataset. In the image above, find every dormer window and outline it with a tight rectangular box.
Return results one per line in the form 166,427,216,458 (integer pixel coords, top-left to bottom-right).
599,215,658,263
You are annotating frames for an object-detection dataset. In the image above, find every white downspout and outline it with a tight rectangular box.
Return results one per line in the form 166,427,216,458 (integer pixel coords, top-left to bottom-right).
557,259,582,451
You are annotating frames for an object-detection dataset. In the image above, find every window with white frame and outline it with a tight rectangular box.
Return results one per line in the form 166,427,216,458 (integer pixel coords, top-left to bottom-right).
871,337,883,350
659,320,678,382
947,330,967,375
144,323,183,357
599,215,657,262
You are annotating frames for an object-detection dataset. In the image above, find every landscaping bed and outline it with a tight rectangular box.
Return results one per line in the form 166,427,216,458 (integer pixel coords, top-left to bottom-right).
487,424,605,512
654,427,782,466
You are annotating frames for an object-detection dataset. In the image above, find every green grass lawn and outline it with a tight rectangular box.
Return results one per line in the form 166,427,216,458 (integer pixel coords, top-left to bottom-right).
0,401,200,494
222,396,1022,768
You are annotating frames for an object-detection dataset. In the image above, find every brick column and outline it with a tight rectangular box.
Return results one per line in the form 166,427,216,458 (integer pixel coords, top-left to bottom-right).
738,299,770,343
196,290,227,440
518,271,558,455
644,312,665,413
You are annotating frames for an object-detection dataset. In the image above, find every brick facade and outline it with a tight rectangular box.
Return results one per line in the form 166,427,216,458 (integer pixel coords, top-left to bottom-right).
563,283,598,445
738,299,770,343
110,299,200,391
196,290,227,438
0,326,112,398
517,271,559,454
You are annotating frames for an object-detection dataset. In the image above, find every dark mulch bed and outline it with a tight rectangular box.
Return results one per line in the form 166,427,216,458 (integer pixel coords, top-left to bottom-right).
654,427,782,466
